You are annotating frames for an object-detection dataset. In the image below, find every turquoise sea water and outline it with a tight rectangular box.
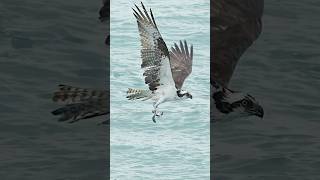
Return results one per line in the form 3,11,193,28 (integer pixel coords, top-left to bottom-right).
110,0,210,179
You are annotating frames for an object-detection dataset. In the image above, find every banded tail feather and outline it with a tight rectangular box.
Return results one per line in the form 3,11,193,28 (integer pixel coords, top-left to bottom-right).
51,85,109,124
126,88,151,100
52,84,107,103
51,100,108,123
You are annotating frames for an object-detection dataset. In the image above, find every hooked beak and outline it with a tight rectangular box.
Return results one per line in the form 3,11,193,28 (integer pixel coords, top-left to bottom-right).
189,94,193,99
254,105,264,118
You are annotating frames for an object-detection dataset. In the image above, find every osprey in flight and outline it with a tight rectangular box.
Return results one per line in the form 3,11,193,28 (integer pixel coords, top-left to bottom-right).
126,3,193,123
211,0,264,121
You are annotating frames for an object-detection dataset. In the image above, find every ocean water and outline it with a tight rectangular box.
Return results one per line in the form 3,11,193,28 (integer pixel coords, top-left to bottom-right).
110,0,210,179
213,1,320,179
0,0,108,179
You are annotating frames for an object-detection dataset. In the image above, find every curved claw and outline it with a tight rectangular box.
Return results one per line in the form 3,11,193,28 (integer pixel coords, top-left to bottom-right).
152,114,156,123
152,109,163,123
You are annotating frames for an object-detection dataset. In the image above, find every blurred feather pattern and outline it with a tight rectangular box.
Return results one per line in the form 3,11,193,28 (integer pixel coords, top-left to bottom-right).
211,0,264,86
51,85,109,124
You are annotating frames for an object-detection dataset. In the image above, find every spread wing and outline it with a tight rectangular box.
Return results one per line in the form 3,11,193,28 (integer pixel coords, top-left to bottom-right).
133,2,175,91
169,40,193,89
51,85,109,123
212,0,264,87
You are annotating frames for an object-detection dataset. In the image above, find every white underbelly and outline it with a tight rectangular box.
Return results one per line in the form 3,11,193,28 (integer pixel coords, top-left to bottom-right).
152,86,177,102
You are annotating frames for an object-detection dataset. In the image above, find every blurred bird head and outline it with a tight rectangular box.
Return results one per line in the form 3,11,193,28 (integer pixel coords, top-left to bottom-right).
211,83,264,121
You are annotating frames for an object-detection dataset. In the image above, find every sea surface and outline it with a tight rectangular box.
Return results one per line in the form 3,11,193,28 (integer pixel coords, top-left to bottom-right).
0,0,108,179
110,0,210,179
213,1,320,179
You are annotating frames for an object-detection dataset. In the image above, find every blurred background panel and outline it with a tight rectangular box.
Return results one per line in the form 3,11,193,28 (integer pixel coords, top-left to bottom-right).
0,0,109,179
212,0,320,179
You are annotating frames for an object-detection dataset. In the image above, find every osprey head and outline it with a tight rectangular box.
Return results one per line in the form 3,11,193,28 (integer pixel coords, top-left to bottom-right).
212,84,264,121
177,90,192,99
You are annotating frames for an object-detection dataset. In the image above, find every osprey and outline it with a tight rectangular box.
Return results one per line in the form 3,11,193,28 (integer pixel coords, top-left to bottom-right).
211,0,264,121
126,3,193,123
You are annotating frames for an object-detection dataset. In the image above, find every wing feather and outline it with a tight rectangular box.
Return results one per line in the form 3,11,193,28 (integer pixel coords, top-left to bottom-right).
212,0,264,87
133,2,175,91
169,40,193,89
